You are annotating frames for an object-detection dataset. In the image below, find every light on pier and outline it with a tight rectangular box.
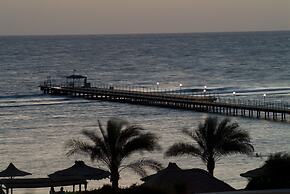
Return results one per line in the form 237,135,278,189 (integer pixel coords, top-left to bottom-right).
179,83,182,94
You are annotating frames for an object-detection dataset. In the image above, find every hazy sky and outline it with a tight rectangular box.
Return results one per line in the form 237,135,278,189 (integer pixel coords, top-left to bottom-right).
0,0,289,35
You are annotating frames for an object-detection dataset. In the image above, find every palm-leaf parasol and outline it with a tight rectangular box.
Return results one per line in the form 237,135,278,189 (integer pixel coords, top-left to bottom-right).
48,161,110,180
0,163,31,179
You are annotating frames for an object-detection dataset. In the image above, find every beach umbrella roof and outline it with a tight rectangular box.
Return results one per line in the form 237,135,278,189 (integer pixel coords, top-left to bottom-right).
0,163,31,178
142,162,234,194
141,162,182,182
48,161,110,180
240,166,266,178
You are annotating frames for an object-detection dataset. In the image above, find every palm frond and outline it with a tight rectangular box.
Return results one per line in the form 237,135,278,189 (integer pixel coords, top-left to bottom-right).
120,159,163,177
65,139,94,157
215,118,237,141
118,125,143,146
197,122,207,141
107,118,127,138
98,120,107,141
196,117,217,151
204,117,218,151
183,127,206,151
217,141,254,155
215,121,240,148
106,118,130,155
66,138,110,165
108,118,128,130
121,133,160,159
165,143,201,157
181,128,195,139
225,129,251,141
217,118,231,132
82,129,103,144
192,130,206,151
80,129,112,161
96,120,114,161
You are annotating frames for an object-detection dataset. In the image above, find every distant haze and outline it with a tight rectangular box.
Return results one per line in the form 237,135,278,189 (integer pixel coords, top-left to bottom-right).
0,0,289,35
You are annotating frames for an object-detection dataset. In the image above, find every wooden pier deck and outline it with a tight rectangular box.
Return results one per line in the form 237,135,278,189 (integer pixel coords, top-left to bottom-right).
40,84,290,122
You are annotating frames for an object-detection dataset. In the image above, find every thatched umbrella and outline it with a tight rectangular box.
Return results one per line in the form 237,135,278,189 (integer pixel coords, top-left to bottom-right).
48,161,109,180
0,163,31,179
48,161,110,191
0,163,31,194
240,166,266,178
142,162,234,194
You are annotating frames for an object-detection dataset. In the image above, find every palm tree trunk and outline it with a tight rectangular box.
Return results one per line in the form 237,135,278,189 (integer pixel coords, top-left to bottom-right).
110,167,120,190
207,157,215,176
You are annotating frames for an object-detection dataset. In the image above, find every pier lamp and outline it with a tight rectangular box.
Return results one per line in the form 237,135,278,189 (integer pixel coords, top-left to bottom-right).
203,86,207,96
157,82,160,91
233,92,236,102
233,92,236,97
263,93,266,104
179,83,182,94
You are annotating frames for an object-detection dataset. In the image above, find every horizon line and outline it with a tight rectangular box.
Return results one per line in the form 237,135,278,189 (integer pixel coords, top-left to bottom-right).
0,29,290,37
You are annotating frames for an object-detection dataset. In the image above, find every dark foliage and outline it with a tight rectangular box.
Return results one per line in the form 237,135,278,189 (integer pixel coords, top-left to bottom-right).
246,177,290,190
165,117,254,175
66,184,168,194
66,118,162,189
246,153,290,190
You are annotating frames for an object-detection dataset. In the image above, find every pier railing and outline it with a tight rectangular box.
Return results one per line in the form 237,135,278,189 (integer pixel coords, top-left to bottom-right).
40,83,290,122
217,97,289,111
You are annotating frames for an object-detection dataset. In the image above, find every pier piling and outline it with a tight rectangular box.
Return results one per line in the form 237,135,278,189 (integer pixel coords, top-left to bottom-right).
40,83,290,122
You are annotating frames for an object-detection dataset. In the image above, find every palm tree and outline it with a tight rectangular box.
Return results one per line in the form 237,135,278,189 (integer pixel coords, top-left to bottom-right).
66,118,162,190
165,117,254,176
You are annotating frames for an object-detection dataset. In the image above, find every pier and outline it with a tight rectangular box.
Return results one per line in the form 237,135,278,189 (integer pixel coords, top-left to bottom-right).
40,75,290,122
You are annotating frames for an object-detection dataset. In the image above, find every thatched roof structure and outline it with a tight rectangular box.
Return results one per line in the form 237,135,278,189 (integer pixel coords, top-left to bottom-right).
241,166,266,178
48,161,110,180
142,163,234,194
0,163,31,178
241,153,290,179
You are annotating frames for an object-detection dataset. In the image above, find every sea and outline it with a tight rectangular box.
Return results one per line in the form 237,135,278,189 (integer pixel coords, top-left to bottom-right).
0,31,290,193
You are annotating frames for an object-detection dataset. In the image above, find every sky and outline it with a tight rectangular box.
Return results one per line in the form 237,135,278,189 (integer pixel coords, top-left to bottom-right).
0,0,289,35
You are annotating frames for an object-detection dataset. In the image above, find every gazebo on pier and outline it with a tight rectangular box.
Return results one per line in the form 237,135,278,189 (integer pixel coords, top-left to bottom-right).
66,74,90,88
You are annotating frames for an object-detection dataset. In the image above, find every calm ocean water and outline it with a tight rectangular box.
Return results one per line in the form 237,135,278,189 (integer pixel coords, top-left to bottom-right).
0,31,290,193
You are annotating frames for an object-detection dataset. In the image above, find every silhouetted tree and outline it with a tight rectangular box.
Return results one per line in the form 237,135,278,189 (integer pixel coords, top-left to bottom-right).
165,117,254,176
66,118,162,190
244,152,290,190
